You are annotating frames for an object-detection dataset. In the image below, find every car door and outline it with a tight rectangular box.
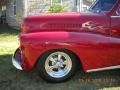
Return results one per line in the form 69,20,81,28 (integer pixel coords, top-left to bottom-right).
110,6,120,65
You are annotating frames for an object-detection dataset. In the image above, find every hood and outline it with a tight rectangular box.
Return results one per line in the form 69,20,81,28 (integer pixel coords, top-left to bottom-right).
21,12,108,33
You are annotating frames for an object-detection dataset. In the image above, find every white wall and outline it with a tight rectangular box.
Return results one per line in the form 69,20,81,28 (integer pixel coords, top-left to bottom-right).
6,0,24,29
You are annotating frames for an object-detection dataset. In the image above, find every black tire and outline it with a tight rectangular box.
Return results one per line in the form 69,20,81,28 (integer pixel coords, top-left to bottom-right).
36,49,78,83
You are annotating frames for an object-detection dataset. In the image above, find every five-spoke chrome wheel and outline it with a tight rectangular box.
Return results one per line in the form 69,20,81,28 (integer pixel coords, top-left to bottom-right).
37,50,78,82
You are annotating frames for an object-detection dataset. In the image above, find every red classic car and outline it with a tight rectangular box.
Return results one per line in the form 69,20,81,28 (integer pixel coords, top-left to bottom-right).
12,0,120,82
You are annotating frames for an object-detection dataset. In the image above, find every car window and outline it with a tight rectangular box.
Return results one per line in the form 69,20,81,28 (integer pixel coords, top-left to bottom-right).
90,0,117,12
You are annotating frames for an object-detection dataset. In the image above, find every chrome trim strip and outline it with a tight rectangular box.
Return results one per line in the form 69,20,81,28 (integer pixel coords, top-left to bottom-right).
86,65,120,72
111,16,120,18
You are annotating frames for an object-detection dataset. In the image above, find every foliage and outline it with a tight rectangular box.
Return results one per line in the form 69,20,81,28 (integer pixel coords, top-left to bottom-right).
86,0,96,3
48,5,64,13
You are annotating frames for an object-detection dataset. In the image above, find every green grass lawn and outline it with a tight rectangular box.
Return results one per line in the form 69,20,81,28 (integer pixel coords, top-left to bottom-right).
0,26,120,90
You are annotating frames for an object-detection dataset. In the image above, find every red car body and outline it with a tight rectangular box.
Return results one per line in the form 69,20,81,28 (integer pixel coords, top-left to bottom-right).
12,0,120,74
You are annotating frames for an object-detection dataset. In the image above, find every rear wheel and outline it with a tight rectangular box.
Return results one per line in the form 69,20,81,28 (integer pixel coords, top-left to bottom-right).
37,50,78,83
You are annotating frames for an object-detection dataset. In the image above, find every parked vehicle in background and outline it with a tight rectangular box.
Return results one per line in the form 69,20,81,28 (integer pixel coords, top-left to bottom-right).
12,0,120,83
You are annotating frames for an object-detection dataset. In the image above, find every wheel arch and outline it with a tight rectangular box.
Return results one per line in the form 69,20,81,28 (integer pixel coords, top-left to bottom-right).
34,48,84,71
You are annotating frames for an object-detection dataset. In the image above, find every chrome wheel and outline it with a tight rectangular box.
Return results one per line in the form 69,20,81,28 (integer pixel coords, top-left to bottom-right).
45,52,72,78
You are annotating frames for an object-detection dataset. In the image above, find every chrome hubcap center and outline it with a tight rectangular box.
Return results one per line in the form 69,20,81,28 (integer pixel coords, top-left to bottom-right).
52,58,64,68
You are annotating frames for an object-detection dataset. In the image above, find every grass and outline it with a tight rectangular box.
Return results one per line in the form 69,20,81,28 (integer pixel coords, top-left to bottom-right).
0,26,120,90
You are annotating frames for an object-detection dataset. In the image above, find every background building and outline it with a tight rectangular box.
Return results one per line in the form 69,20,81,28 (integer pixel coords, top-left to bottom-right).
0,0,96,29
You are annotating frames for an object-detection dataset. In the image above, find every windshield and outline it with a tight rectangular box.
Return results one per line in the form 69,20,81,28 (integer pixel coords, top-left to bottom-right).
89,0,117,12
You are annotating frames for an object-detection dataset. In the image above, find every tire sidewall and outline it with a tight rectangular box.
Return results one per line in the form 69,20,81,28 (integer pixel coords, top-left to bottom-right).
37,50,78,83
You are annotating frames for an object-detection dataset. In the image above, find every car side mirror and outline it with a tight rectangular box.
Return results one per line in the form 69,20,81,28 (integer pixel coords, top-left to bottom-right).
116,8,120,16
